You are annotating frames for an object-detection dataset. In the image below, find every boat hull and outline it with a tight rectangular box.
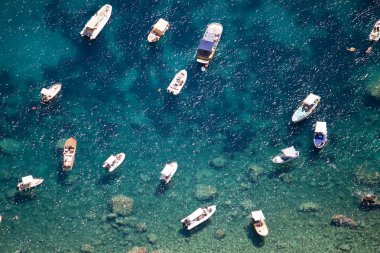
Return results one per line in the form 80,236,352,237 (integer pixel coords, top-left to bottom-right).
160,161,178,184
167,70,187,95
63,137,77,171
272,152,299,163
369,20,380,41
80,4,112,40
181,205,216,230
104,153,125,172
41,83,62,104
17,178,44,191
196,23,223,65
253,221,269,237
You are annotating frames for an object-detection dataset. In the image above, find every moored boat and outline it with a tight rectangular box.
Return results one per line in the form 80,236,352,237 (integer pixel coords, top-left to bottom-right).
196,23,223,65
103,153,125,172
369,19,380,42
40,83,62,104
167,70,187,95
272,146,299,163
181,205,216,230
251,210,268,237
80,4,112,40
291,93,320,123
147,18,170,43
17,175,44,192
160,161,178,184
313,121,327,149
63,137,77,171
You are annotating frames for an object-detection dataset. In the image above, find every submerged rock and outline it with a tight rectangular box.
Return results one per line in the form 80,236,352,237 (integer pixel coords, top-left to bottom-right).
368,83,380,98
209,157,226,169
110,195,134,216
337,243,352,252
135,222,147,233
239,199,255,211
195,184,217,201
298,202,320,213
0,138,21,154
354,168,380,186
248,164,264,183
214,229,226,240
80,244,94,253
330,215,358,229
147,233,157,244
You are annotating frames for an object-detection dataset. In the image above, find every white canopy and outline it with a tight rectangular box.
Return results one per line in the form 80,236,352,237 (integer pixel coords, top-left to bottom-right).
315,121,327,133
153,18,168,32
251,210,265,221
187,208,204,221
282,146,298,157
105,155,116,165
22,175,34,184
161,164,172,177
40,88,53,96
304,93,320,105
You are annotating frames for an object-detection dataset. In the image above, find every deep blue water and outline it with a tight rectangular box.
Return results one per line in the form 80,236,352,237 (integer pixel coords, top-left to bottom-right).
0,0,380,252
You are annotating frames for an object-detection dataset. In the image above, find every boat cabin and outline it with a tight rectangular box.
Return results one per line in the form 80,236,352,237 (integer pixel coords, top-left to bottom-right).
40,88,54,101
152,19,169,36
197,39,215,59
280,146,298,161
19,175,34,190
251,210,265,225
160,166,172,180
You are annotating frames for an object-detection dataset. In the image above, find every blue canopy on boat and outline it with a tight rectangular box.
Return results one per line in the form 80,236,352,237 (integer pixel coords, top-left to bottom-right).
197,39,214,52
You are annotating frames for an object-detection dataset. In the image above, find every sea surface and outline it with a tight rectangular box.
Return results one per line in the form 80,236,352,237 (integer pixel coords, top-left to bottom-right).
0,0,379,252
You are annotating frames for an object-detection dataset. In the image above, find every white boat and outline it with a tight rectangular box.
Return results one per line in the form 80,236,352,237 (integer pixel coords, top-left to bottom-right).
147,18,170,43
272,146,299,163
80,4,112,40
160,161,178,184
167,70,187,95
251,210,268,237
291,93,321,123
314,121,327,149
40,83,62,104
63,137,77,171
369,19,380,42
17,175,44,192
181,205,216,230
103,153,125,172
196,23,223,65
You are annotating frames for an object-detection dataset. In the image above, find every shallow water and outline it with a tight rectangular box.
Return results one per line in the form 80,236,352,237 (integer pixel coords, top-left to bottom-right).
0,0,379,252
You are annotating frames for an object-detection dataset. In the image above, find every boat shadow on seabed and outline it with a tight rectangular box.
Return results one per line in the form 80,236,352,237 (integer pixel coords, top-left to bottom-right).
155,181,170,196
178,219,212,237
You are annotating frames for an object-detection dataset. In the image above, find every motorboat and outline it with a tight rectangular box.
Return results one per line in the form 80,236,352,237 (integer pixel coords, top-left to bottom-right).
291,93,320,123
40,83,62,104
17,175,44,192
80,4,112,40
160,161,178,184
196,23,223,65
251,210,268,237
313,121,327,149
369,19,380,42
167,70,187,95
181,205,216,230
272,146,299,163
147,18,170,43
63,137,77,171
103,153,125,172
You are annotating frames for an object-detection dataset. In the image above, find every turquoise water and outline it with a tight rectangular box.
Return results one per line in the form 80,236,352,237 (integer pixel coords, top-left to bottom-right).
1,0,380,252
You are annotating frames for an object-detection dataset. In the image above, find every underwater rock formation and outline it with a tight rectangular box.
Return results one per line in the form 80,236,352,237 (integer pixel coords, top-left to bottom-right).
214,229,226,240
330,215,358,229
209,157,226,169
368,83,380,98
354,168,380,186
147,233,157,244
248,164,264,183
127,247,147,253
135,222,147,233
0,138,21,154
195,184,217,201
110,195,134,216
298,202,320,213
80,244,94,253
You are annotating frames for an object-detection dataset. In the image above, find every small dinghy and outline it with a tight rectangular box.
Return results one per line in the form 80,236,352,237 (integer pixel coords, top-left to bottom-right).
63,137,77,171
196,23,223,65
181,205,216,230
80,4,112,40
147,18,170,43
160,161,178,184
251,210,268,237
272,146,299,163
313,121,327,149
103,153,125,172
40,83,62,104
17,175,44,192
369,20,380,42
292,93,320,123
167,70,187,95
